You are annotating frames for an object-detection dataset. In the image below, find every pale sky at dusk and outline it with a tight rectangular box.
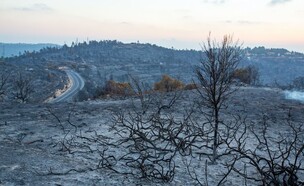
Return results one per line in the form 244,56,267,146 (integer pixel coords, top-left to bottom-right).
0,0,303,52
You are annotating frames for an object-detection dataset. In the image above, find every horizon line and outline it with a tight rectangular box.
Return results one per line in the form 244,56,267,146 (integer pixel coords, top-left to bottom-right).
0,40,303,54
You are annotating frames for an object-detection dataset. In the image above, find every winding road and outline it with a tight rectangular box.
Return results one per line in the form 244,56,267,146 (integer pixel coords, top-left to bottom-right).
51,69,85,103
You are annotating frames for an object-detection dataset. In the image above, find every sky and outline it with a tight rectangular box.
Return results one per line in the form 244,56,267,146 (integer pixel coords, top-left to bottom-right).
0,0,304,52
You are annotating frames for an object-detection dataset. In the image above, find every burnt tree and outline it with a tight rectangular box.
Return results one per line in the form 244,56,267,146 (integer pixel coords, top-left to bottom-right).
0,72,9,101
196,34,242,163
13,72,33,103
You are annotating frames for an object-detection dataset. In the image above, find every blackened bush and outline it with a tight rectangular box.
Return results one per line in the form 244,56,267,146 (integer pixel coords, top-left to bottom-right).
233,65,259,85
100,80,133,97
154,75,184,92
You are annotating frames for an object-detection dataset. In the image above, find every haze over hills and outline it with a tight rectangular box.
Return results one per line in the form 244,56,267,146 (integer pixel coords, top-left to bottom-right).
0,43,60,58
1,42,303,59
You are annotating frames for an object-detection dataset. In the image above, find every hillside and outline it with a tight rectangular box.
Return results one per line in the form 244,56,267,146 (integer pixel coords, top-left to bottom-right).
1,41,304,185
1,40,304,103
0,87,303,185
243,47,304,85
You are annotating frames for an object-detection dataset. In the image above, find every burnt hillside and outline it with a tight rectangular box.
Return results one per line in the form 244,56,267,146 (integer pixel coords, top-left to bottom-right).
1,41,304,103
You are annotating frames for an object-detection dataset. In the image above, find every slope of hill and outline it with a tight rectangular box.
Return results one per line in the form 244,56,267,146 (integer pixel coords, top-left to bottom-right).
1,41,304,184
0,87,303,185
1,40,304,103
243,47,304,85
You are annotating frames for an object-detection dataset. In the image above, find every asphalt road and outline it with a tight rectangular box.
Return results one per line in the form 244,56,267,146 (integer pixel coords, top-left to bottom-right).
51,69,85,103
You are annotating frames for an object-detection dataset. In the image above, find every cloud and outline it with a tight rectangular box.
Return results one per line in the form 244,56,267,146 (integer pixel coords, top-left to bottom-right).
223,20,262,25
14,3,53,12
120,22,130,24
224,20,233,24
202,0,226,4
269,0,292,6
182,15,192,20
175,9,191,14
237,20,261,25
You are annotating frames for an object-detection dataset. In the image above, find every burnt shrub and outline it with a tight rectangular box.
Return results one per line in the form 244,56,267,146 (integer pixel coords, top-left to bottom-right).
233,65,259,85
154,75,184,92
99,80,133,97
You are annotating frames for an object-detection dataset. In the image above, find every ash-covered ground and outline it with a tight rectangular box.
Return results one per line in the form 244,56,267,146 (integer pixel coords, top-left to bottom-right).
0,87,303,185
